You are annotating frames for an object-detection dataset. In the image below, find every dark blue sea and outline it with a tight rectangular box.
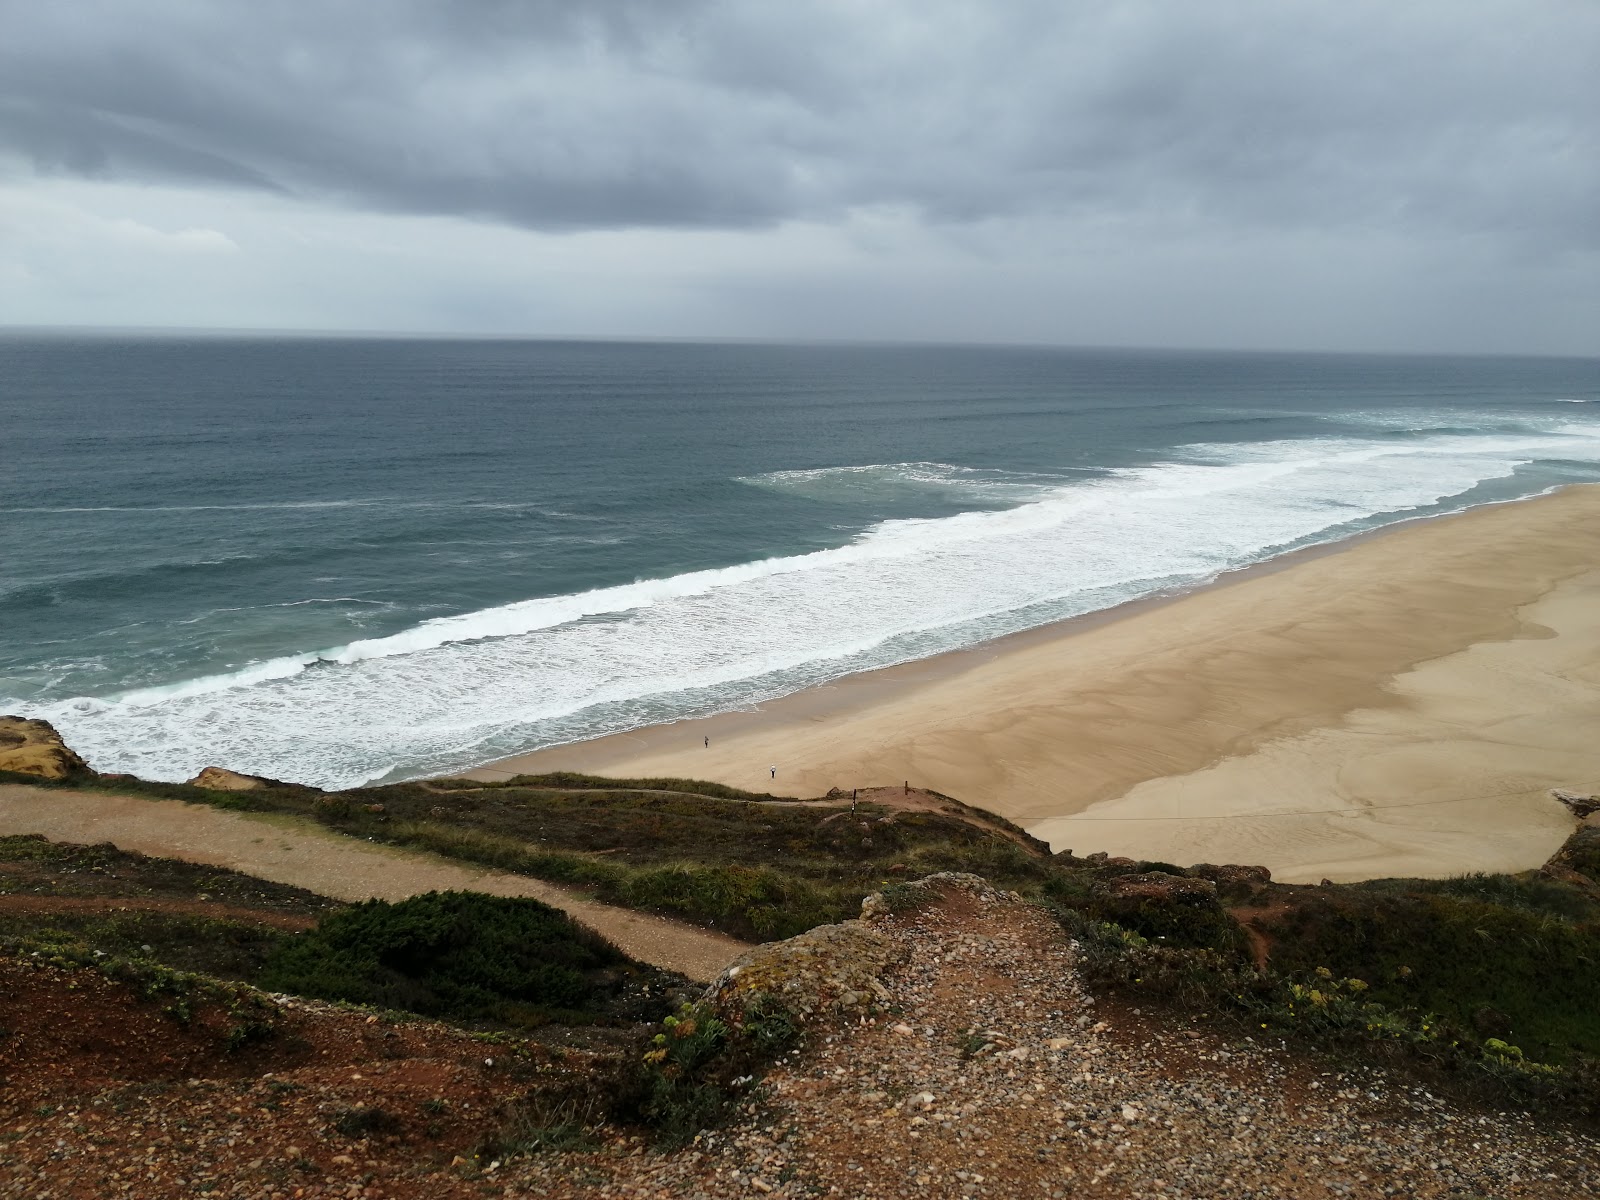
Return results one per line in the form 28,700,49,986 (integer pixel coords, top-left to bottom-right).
4,334,1599,787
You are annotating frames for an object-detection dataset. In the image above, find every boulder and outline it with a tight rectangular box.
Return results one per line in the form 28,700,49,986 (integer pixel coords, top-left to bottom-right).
1090,870,1245,953
708,918,906,1028
707,873,1004,1031
0,716,91,780
186,766,268,790
185,766,305,791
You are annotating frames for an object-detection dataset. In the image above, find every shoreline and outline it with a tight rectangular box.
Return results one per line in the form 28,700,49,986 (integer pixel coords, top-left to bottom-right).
464,485,1600,884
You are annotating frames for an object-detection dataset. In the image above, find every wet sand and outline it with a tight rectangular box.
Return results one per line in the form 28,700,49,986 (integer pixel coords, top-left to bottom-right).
467,486,1600,883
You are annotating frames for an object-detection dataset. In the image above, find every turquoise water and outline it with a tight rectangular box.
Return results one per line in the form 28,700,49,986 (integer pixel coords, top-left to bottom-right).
3,334,1598,787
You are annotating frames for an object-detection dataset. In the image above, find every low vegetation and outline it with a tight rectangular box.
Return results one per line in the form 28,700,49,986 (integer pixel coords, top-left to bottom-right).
8,758,1600,1133
0,836,683,1034
257,890,634,1026
1050,862,1600,1119
0,767,1054,939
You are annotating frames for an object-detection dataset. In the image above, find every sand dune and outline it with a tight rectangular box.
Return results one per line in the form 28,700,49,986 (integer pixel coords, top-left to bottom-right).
471,486,1600,883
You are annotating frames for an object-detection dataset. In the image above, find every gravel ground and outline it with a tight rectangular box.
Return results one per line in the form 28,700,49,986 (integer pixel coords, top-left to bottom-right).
9,876,1598,1198
497,877,1600,1199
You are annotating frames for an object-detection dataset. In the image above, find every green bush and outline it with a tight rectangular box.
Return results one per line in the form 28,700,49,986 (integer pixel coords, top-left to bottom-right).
635,1003,733,1147
258,891,626,1024
1259,891,1600,1061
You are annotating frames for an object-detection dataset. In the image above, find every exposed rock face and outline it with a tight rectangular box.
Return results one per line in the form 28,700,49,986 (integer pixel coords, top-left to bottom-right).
185,766,309,791
1541,813,1600,890
186,766,270,791
1552,788,1600,818
0,716,90,780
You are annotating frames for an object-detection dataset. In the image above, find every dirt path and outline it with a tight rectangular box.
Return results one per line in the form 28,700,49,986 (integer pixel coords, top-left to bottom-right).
0,784,747,981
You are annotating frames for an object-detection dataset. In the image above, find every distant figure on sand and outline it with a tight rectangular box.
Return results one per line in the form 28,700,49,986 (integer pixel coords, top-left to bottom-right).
769,764,776,780
704,735,709,747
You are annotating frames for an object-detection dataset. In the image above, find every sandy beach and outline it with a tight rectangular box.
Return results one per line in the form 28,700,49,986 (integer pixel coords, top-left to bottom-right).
466,486,1600,883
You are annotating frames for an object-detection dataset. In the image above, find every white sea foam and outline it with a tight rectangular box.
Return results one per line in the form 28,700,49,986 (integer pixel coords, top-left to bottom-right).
22,420,1600,788
738,461,1088,505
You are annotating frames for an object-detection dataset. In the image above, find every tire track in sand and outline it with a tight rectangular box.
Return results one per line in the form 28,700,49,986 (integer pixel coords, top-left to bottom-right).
0,783,747,982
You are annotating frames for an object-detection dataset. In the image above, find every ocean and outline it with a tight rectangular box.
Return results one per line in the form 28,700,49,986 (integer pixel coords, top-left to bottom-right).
4,334,1599,788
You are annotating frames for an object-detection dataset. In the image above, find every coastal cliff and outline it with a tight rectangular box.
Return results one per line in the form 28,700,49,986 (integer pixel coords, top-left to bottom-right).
0,715,89,779
4,866,1598,1197
5,721,1600,1195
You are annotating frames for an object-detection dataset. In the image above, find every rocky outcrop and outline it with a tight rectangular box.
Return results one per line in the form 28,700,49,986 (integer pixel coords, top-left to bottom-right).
1552,788,1600,818
1541,814,1600,890
186,766,276,791
1188,862,1272,899
709,919,903,1027
0,716,90,781
706,873,1003,1030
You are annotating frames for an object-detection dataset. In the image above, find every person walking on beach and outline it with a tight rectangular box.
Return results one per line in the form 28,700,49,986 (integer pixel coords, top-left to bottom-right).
704,736,709,748
769,764,776,780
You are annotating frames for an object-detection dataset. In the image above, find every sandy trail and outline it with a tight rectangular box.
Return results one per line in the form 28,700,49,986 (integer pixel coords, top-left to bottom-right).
0,784,747,981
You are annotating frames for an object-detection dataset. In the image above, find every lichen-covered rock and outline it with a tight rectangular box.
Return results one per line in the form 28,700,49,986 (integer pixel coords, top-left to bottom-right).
708,919,905,1028
707,874,1008,1032
0,716,90,780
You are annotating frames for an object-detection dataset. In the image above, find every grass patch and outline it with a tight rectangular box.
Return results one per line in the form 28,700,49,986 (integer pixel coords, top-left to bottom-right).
0,833,339,916
0,908,287,981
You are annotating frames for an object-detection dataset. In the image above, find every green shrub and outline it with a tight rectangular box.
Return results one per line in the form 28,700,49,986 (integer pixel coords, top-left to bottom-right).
635,1002,732,1147
1259,891,1600,1061
258,891,626,1024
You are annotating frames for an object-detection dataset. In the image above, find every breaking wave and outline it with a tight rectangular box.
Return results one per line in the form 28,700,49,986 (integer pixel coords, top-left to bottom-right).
21,421,1600,788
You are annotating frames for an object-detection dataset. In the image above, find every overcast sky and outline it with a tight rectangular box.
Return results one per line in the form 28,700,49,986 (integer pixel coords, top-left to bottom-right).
1,1,1595,354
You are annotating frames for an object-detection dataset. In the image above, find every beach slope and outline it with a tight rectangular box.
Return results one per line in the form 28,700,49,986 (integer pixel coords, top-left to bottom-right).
473,487,1600,883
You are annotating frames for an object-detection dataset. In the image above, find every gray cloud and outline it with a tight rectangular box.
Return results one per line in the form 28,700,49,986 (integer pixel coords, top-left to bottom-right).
2,0,1595,247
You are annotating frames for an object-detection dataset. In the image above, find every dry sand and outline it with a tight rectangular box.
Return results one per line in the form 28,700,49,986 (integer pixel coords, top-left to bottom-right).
471,486,1600,883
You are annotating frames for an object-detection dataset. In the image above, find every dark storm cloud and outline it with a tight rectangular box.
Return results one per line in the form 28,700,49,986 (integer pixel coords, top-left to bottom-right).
1,0,1595,243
